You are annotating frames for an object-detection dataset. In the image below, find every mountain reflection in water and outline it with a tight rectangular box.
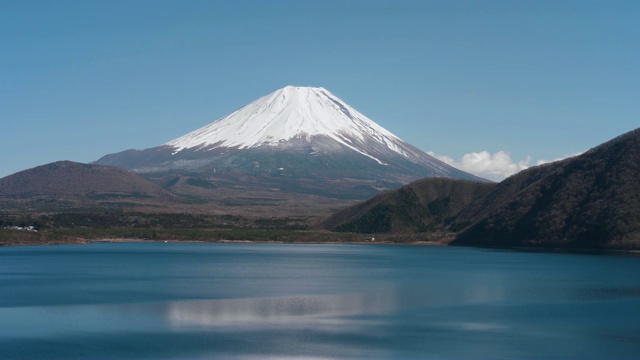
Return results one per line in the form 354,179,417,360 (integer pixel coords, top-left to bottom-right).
167,292,398,327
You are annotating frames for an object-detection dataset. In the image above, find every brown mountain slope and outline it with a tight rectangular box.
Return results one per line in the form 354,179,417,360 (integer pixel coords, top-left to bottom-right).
452,128,640,249
0,161,168,197
0,161,175,211
323,178,495,233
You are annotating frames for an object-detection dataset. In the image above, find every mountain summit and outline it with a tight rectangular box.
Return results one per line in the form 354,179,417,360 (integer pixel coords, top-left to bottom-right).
166,86,427,166
95,86,484,200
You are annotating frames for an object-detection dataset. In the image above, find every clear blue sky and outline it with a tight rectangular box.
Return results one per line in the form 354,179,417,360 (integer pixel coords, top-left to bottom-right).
1,0,638,179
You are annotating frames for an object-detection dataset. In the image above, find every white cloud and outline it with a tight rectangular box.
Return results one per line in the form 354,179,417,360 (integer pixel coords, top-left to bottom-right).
536,152,584,166
428,150,586,182
428,151,531,182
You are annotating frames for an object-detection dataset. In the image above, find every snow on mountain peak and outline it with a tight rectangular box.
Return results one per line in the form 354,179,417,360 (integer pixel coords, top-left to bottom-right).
95,86,485,185
164,86,408,162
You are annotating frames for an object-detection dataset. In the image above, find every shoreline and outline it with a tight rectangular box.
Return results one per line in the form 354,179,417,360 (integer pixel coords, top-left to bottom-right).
5,238,640,257
90,238,449,246
87,239,640,254
3,238,639,256
0,236,449,247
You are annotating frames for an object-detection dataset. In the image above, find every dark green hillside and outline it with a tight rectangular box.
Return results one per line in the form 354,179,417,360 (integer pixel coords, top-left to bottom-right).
324,178,495,233
449,160,567,232
453,128,640,249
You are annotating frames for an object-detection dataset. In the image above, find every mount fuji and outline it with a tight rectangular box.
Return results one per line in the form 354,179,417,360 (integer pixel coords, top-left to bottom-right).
95,86,485,200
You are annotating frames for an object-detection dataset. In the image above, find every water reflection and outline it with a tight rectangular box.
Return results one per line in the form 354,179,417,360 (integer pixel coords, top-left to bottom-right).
166,291,398,327
3,243,640,360
165,277,512,329
2,284,510,341
444,321,507,331
567,286,640,301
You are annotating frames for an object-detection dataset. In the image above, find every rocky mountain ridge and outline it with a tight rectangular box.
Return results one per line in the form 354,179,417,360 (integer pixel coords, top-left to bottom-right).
95,86,485,200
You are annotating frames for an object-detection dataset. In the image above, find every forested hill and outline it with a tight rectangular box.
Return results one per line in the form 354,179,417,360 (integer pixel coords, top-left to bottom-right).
452,128,640,249
324,178,495,234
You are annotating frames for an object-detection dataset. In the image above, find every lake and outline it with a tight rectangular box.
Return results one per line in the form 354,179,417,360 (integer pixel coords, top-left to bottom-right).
1,242,639,359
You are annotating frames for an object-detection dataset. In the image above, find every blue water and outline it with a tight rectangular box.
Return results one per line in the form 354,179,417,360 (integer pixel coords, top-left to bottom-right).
1,242,639,359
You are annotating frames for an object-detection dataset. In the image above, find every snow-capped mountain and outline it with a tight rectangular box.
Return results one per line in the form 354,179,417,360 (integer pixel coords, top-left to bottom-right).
95,86,485,200
167,86,419,165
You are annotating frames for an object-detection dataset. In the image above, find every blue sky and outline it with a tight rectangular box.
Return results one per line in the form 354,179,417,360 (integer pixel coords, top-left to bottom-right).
1,0,638,180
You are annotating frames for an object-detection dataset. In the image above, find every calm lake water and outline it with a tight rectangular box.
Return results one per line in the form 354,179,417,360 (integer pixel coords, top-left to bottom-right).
1,242,640,359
